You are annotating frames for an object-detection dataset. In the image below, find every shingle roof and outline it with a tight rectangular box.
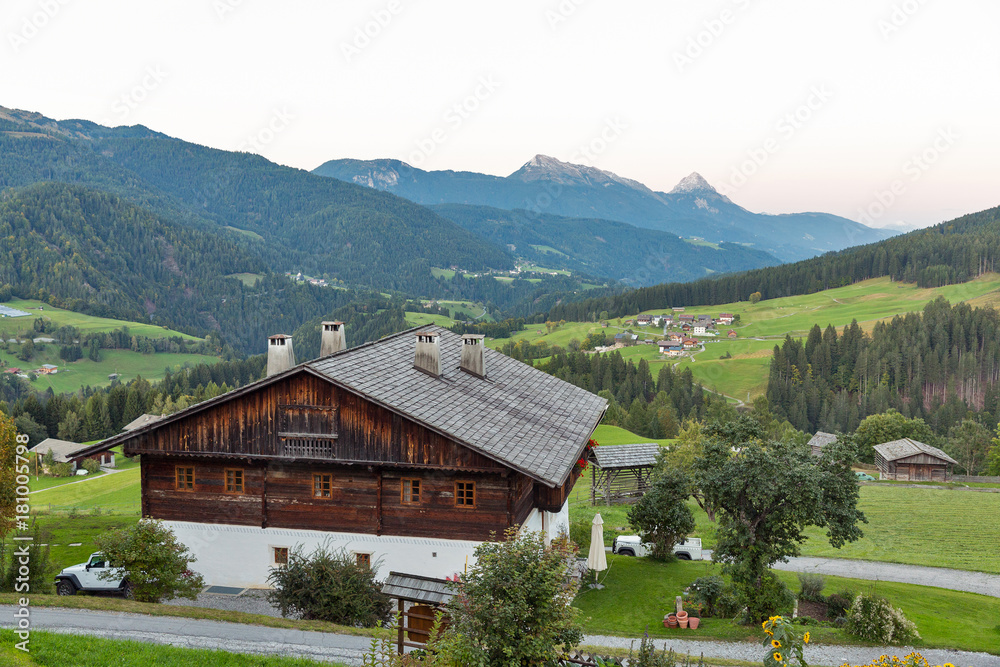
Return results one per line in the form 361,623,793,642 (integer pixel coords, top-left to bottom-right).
873,438,958,465
309,326,607,487
807,432,838,449
591,443,661,469
381,572,456,605
124,413,163,431
34,438,83,463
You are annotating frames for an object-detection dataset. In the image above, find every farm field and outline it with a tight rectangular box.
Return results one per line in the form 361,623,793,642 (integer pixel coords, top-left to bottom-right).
799,485,1000,573
31,467,141,515
0,347,221,393
0,298,202,340
572,557,1000,654
404,311,455,328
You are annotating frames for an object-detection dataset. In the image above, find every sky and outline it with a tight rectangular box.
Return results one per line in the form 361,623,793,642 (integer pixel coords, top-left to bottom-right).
1,0,997,230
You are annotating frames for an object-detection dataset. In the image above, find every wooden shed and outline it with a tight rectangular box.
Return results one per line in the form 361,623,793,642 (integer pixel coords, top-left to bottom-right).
590,443,660,505
873,438,957,481
807,431,838,458
381,571,455,654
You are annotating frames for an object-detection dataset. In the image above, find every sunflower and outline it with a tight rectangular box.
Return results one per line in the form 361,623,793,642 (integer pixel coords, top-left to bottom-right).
773,652,783,662
803,632,810,644
771,639,782,648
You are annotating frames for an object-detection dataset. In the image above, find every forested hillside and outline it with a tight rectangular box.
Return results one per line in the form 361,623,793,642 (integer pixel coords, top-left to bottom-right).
545,205,1000,322
767,298,1000,435
431,204,779,286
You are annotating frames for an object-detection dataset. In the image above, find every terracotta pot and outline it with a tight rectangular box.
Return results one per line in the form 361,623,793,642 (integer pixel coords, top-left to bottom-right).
676,610,689,621
667,613,678,628
678,617,688,628
689,617,700,629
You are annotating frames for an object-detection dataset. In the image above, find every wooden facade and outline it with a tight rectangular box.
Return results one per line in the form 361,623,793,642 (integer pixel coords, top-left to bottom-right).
875,452,953,482
124,369,566,542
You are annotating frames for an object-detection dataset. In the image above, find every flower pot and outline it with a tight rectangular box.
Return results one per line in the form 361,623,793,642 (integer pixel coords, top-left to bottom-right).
667,614,678,628
689,617,700,629
676,611,688,621
678,617,688,628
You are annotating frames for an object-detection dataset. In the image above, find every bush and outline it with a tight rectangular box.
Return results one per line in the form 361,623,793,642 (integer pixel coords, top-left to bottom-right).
629,631,676,667
81,459,101,474
715,584,744,619
94,519,204,603
688,575,725,616
741,572,795,624
50,462,73,478
569,519,591,555
0,526,51,593
844,593,920,644
267,543,391,626
797,572,826,602
826,591,854,619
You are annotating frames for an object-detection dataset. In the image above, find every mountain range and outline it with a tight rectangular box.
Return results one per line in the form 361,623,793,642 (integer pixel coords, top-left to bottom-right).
313,155,894,263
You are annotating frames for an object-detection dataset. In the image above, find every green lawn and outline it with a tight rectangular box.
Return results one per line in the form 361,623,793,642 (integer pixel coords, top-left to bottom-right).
31,467,140,515
799,485,1000,573
0,630,347,667
404,311,455,328
572,557,1000,655
0,298,202,339
0,346,221,393
226,272,264,286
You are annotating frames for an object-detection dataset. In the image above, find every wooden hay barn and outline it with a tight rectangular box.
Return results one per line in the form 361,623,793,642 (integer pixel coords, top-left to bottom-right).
381,571,455,654
873,438,957,481
590,443,660,505
807,431,838,458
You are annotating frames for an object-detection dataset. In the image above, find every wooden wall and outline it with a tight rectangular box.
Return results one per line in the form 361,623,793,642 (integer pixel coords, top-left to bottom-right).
142,456,535,542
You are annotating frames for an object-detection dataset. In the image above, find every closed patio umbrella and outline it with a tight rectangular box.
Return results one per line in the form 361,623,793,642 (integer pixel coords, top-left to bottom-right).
587,513,607,588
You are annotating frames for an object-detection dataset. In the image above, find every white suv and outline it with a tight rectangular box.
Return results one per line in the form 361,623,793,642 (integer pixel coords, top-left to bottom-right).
612,535,703,560
54,553,133,598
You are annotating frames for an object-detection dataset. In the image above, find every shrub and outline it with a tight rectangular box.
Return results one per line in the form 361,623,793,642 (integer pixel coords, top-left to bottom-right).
715,584,744,619
569,519,591,554
81,459,101,474
50,462,73,477
687,575,725,616
797,572,826,601
629,631,676,667
826,591,854,618
0,525,51,593
742,572,795,625
267,543,390,626
845,593,920,644
94,519,204,603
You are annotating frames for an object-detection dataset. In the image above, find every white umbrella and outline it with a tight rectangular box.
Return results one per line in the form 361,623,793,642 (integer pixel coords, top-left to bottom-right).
587,513,607,588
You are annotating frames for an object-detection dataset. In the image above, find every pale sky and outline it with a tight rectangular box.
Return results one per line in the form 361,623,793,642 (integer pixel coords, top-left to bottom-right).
2,0,997,229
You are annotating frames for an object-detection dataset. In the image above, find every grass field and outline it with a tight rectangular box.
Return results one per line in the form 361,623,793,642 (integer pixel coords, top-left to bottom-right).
404,311,455,328
0,298,201,340
0,346,221,393
0,630,347,667
799,485,1000,573
572,557,1000,654
31,467,141,515
226,272,264,286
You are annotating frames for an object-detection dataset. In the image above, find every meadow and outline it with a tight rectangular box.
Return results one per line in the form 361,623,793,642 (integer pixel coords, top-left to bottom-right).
31,467,141,516
0,298,202,339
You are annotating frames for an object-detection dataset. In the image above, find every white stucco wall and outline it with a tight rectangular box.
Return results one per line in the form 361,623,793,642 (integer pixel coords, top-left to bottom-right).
518,498,570,544
166,521,482,588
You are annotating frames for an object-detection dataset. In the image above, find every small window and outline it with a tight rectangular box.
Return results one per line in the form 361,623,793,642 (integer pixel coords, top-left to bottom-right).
455,481,475,508
313,474,332,498
401,478,421,504
175,466,194,490
225,469,244,494
356,553,371,568
273,547,289,566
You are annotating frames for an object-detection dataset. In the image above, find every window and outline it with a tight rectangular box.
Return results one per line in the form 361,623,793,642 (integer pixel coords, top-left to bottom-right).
225,469,244,494
313,474,332,498
356,553,371,568
455,481,475,508
175,466,194,491
273,547,289,566
401,478,421,504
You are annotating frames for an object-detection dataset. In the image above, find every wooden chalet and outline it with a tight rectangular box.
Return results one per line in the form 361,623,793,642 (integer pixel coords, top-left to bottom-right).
873,438,957,481
34,438,115,470
807,431,838,458
99,325,608,587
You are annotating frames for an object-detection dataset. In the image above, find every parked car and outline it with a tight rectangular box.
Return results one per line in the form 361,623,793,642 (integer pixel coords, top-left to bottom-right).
54,552,133,598
855,471,876,481
611,535,703,560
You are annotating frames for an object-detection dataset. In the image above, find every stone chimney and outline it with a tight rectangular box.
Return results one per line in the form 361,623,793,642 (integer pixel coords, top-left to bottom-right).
460,334,486,378
320,321,346,356
267,334,295,376
413,332,441,377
